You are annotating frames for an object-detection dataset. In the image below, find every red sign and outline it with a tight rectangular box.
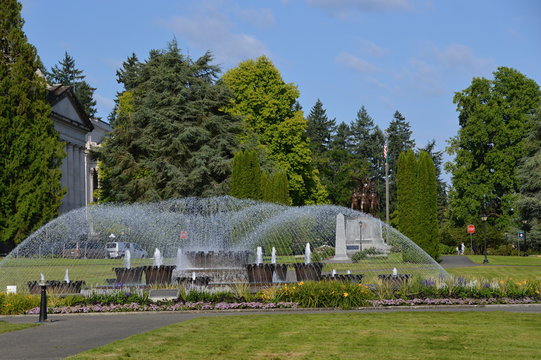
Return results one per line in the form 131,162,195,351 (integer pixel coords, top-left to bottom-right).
467,225,475,234
180,231,188,239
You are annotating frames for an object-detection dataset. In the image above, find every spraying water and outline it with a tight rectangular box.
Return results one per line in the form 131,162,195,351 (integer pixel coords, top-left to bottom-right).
256,246,263,265
271,247,277,264
153,248,163,267
304,243,311,264
0,196,449,289
392,268,398,276
124,249,131,269
64,269,70,283
176,248,183,269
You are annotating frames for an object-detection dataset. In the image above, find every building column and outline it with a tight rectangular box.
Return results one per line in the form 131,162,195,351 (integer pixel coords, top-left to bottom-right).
60,144,69,213
67,143,75,211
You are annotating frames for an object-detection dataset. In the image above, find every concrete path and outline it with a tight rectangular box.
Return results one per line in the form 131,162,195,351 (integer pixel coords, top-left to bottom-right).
2,305,541,360
439,255,479,268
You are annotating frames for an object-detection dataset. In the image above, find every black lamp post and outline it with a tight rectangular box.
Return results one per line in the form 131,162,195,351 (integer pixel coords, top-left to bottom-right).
481,215,488,264
522,220,528,257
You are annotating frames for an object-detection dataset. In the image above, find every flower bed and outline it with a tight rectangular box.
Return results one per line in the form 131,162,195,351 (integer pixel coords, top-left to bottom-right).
26,301,297,314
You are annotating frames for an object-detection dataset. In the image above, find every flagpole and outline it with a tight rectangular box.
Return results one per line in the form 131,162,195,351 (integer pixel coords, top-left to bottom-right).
384,133,390,243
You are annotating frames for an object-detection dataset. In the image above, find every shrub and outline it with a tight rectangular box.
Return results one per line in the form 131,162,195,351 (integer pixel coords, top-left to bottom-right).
82,291,151,306
0,293,40,315
261,281,375,309
351,247,384,263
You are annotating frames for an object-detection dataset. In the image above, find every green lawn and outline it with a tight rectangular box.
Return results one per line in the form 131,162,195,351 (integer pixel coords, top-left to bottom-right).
448,266,541,281
68,312,541,360
0,321,38,334
467,255,541,266
445,255,541,281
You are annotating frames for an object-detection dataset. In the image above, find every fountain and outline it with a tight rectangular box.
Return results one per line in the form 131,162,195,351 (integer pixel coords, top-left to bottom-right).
153,248,163,267
246,246,274,284
0,196,449,291
64,269,70,283
293,242,323,282
304,243,311,264
124,249,132,269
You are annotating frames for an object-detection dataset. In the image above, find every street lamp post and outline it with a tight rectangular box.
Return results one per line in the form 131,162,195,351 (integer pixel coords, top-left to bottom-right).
481,215,488,264
522,220,528,257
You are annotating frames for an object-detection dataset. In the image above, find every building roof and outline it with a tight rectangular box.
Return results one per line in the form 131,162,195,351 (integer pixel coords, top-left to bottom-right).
47,84,94,132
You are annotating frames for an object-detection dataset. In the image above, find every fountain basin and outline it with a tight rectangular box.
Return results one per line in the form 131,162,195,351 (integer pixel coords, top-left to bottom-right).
27,280,85,294
175,276,212,286
293,263,323,282
378,274,411,288
184,251,251,268
142,266,175,285
321,274,364,283
113,267,144,284
245,264,275,283
273,264,288,282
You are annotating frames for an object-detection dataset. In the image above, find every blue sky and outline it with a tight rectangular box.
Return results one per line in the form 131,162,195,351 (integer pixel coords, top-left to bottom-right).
20,0,540,181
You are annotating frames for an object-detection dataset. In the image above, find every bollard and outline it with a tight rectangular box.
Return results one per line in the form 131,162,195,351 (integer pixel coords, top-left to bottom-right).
38,280,47,322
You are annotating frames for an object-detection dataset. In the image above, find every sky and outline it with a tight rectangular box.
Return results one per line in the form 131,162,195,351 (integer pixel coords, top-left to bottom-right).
20,0,541,183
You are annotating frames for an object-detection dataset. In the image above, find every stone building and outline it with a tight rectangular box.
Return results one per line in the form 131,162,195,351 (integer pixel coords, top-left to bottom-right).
47,85,110,214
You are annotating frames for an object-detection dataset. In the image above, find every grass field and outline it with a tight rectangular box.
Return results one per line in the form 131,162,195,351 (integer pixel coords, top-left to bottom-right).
445,255,541,281
0,321,38,334
467,255,541,266
68,312,541,360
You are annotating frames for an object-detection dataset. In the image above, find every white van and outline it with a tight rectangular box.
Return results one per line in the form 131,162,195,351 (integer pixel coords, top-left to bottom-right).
106,242,148,259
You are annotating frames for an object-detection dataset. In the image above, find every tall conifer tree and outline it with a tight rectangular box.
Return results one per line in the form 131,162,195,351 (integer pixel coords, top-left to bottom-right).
99,42,240,201
0,0,65,246
48,52,98,118
414,151,440,260
396,150,417,240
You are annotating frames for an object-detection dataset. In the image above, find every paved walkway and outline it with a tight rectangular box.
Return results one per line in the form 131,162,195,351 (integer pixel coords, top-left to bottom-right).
439,255,479,268
2,305,541,360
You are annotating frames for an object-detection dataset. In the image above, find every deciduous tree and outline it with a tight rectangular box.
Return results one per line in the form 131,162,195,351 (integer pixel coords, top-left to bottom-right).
222,56,327,205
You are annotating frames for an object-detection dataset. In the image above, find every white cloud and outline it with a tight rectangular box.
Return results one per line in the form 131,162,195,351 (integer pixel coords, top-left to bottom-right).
307,0,413,13
336,52,379,73
160,13,269,66
237,8,275,28
407,59,445,96
360,40,389,58
434,44,493,72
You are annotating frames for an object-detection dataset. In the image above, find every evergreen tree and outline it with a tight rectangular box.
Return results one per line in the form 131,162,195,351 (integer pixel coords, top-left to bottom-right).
306,99,336,203
396,150,417,240
414,151,440,260
447,67,540,242
0,0,65,246
99,41,240,202
48,52,97,118
350,105,386,215
326,122,368,206
386,110,415,217
517,107,541,251
262,170,291,205
419,140,447,222
306,99,336,155
222,56,327,205
230,149,262,200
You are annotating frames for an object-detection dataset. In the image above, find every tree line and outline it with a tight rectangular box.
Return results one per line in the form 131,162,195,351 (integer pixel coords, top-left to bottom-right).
2,0,540,257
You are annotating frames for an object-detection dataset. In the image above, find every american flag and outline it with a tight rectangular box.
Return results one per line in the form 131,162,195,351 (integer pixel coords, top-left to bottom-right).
383,142,388,161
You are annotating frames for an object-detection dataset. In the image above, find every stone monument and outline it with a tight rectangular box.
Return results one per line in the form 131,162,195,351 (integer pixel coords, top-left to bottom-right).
330,213,391,262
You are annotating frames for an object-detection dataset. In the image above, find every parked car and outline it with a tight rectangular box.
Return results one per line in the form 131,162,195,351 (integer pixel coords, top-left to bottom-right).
63,241,107,259
106,242,148,259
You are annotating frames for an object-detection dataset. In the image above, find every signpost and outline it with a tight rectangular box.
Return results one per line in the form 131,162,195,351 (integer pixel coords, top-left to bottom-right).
467,225,475,254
